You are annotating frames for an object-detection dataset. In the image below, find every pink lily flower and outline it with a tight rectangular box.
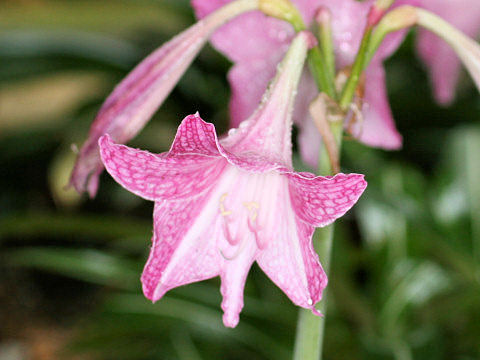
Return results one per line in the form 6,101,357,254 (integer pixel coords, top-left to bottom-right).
417,0,480,104
98,32,367,327
192,0,417,168
69,0,259,197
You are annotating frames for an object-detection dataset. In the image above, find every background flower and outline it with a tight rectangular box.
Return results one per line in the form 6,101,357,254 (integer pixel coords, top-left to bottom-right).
192,0,419,167
417,0,480,104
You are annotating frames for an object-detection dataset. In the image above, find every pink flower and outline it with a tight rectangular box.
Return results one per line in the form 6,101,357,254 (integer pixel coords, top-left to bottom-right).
417,0,480,104
69,0,259,197
192,0,417,168
98,32,367,327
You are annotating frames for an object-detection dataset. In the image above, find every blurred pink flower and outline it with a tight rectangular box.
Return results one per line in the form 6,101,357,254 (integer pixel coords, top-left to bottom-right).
98,33,367,327
192,0,416,167
69,0,258,197
417,0,480,104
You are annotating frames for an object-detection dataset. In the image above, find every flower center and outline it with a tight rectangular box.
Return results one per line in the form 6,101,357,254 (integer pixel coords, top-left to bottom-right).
218,192,265,260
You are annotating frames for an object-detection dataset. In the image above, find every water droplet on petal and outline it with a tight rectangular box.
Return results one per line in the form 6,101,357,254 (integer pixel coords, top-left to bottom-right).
228,128,237,136
239,120,249,129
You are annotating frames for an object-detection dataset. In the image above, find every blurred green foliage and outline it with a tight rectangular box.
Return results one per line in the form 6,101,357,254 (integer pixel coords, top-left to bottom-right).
0,1,479,359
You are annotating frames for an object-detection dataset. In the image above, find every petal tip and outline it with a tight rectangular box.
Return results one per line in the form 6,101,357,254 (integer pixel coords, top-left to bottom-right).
98,134,113,148
222,312,240,328
69,154,102,198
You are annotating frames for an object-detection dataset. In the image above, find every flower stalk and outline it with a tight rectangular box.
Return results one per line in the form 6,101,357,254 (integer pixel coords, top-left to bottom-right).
367,5,480,95
338,8,377,110
338,0,397,110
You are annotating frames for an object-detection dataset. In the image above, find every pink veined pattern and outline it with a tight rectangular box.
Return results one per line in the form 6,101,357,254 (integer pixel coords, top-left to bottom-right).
99,114,367,327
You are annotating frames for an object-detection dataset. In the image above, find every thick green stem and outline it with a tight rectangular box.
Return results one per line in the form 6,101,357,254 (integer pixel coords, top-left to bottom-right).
308,47,337,100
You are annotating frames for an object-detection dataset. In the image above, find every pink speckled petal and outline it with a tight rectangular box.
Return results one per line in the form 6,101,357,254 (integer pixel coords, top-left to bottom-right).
417,0,480,104
256,211,327,313
142,197,222,302
169,113,221,156
99,134,225,201
354,62,402,149
288,172,367,227
70,22,211,197
177,113,291,173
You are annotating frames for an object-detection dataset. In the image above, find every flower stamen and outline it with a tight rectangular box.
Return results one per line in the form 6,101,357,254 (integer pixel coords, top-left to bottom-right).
219,193,232,217
243,201,259,222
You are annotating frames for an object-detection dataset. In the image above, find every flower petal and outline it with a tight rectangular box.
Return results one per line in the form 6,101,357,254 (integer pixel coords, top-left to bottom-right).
288,172,367,227
191,0,293,127
142,196,223,301
417,0,480,104
295,71,323,169
220,237,257,327
354,61,403,149
256,206,327,312
227,54,283,127
219,31,313,171
99,134,225,201
297,116,322,169
169,113,222,156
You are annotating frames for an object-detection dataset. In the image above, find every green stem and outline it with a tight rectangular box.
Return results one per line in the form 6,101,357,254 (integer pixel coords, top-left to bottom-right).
339,26,373,110
365,6,418,67
259,0,337,99
308,47,337,100
315,8,336,87
337,0,396,109
293,225,334,360
318,122,343,175
293,121,343,360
